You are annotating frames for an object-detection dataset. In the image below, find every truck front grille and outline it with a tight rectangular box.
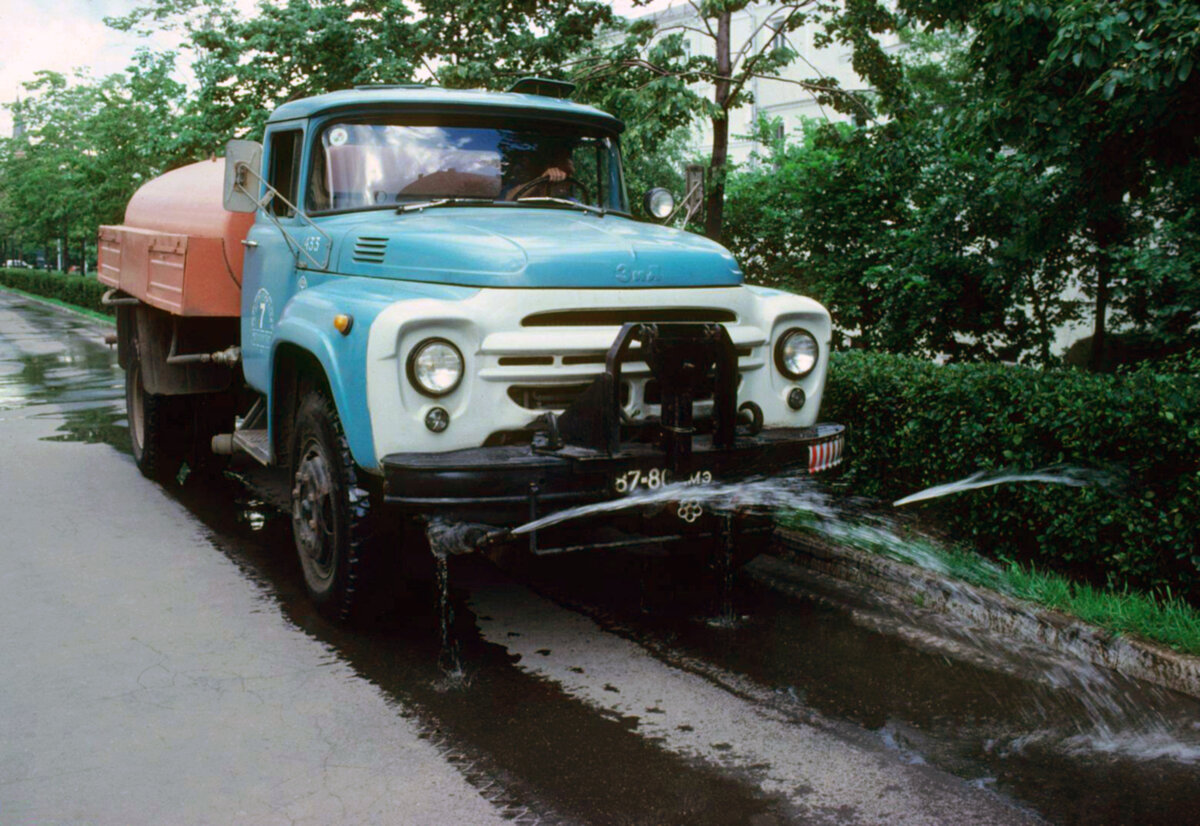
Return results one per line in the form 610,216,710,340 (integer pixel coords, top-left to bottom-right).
485,312,765,418
507,382,630,411
559,345,752,366
521,308,737,327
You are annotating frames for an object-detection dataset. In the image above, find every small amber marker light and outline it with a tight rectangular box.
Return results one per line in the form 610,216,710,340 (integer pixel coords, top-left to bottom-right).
333,314,354,335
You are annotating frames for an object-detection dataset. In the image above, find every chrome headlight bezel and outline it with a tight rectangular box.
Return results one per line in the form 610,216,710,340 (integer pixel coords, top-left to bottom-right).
774,328,819,379
644,187,675,219
406,338,464,397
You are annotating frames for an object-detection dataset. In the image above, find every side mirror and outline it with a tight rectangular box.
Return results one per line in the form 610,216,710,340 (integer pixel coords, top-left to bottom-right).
223,139,263,213
643,187,676,221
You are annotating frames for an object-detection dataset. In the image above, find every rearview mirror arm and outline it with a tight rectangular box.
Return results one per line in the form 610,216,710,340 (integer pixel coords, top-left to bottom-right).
231,159,332,271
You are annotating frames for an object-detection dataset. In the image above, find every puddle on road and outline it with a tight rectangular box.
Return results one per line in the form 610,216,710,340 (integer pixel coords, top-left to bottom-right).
41,405,129,449
0,315,122,414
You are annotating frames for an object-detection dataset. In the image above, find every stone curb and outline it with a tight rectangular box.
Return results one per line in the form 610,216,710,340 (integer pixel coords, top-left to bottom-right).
752,528,1200,700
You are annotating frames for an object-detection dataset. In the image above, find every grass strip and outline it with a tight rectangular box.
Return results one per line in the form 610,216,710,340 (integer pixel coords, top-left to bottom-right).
785,513,1200,657
0,284,116,325
999,564,1200,657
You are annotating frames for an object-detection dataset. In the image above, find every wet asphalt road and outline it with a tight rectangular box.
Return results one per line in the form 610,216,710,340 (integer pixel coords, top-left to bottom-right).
1,289,1198,825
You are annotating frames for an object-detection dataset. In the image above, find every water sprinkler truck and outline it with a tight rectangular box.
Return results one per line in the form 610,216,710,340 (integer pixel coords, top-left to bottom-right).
99,79,845,620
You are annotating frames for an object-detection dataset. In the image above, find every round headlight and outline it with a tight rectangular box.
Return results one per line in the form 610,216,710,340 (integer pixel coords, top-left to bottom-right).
407,338,464,397
775,328,819,379
643,187,676,220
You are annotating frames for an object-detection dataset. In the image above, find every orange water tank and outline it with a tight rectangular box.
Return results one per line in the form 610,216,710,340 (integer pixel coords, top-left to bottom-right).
98,158,255,317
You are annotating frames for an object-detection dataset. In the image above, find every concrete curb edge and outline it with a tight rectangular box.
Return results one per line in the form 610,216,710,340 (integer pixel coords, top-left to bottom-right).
754,528,1200,700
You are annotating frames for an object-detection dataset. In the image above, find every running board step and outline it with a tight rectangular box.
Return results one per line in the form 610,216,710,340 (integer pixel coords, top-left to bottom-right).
231,429,271,466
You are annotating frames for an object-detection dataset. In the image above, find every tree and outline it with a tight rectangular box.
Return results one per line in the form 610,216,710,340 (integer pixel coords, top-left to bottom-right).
1108,157,1200,357
715,25,1105,363
723,111,1081,362
110,0,616,153
0,52,185,265
828,0,1200,368
413,0,615,90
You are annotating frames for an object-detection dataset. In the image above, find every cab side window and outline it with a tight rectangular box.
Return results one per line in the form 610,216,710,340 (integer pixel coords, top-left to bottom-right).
269,130,303,217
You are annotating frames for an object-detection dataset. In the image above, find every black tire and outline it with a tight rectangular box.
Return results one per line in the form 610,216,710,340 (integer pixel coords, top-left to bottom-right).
289,389,392,621
125,338,181,479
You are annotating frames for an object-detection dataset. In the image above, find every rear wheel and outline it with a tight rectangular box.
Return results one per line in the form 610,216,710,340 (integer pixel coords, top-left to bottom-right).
125,339,181,479
290,389,397,621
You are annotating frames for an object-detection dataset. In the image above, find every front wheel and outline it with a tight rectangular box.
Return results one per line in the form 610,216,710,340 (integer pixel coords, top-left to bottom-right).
290,389,392,621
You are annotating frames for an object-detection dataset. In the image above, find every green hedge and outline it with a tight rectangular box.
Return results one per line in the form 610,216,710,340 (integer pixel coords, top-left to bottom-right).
824,351,1200,598
0,267,114,316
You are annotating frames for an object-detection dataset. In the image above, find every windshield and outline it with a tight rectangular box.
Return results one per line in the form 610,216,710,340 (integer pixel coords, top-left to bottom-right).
308,118,628,214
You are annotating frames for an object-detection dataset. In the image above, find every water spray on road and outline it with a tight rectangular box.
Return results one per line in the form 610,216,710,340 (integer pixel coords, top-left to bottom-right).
426,519,496,681
497,465,1200,765
422,454,1200,767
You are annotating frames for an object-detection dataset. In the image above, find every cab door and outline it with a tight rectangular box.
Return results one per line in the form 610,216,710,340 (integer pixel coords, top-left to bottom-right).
241,125,306,395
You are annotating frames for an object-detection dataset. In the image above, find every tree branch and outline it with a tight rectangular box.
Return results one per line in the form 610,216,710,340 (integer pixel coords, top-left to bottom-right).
655,23,717,41
684,0,718,41
748,72,878,123
727,3,813,104
730,2,813,74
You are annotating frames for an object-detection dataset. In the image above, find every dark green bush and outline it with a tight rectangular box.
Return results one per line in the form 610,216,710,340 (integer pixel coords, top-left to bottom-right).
0,268,113,316
824,351,1200,598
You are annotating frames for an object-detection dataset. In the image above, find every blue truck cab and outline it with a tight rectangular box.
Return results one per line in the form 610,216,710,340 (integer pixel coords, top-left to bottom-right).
114,81,844,620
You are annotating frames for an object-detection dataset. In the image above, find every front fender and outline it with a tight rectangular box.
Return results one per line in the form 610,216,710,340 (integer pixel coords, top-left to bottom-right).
270,277,479,472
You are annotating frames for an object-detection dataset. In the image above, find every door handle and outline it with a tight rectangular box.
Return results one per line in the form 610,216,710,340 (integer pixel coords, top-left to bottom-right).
241,239,258,248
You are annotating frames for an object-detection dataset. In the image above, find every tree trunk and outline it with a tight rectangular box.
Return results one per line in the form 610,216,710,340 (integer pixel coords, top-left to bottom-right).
1090,250,1109,371
1088,207,1124,371
704,12,732,242
1025,271,1054,365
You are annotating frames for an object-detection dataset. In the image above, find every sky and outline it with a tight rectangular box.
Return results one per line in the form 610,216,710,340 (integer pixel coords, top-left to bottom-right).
0,0,678,137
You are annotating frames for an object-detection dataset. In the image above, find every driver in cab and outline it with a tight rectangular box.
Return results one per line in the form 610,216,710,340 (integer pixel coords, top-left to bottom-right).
501,142,577,201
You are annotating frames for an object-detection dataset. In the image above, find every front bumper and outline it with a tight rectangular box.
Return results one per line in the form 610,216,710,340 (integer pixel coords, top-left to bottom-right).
381,422,844,525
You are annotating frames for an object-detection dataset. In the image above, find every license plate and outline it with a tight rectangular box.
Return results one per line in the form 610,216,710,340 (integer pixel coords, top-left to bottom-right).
612,467,713,495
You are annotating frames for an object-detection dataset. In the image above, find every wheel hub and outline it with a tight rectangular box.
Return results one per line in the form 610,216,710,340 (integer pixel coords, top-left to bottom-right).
292,443,336,580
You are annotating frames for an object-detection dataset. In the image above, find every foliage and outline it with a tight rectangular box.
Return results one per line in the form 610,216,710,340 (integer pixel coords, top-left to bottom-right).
109,0,616,150
826,0,1200,367
724,104,1080,362
0,52,186,248
1106,157,1200,357
720,27,1088,363
0,268,113,316
823,351,1200,598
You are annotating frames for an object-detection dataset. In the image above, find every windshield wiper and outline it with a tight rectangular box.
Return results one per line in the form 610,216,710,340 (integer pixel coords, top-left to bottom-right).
513,196,606,217
396,197,497,214
396,196,607,217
